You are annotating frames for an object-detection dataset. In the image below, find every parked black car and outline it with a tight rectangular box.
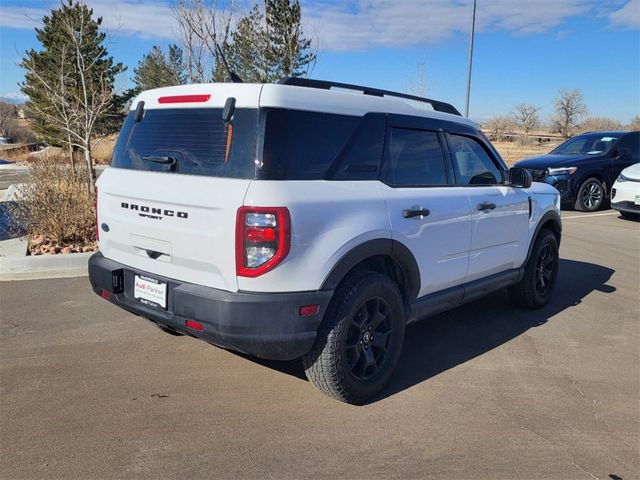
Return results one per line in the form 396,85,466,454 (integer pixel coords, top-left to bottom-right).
515,131,640,211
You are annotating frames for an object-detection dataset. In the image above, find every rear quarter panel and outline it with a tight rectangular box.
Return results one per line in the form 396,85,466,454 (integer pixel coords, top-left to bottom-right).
239,180,390,292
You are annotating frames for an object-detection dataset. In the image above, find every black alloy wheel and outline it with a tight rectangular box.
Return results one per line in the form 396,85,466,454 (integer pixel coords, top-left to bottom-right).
346,297,394,381
534,244,555,296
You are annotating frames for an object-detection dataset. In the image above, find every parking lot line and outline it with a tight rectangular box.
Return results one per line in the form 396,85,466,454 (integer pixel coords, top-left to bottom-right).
562,212,620,220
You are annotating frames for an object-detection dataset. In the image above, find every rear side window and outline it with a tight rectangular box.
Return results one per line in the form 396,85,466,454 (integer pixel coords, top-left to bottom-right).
385,128,447,186
259,109,360,180
111,108,258,178
447,134,503,185
615,132,639,157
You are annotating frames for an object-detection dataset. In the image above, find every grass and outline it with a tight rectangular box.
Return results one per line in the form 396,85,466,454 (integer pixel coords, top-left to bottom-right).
492,141,561,166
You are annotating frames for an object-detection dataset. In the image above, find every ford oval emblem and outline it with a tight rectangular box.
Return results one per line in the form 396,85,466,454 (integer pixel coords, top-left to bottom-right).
101,223,110,232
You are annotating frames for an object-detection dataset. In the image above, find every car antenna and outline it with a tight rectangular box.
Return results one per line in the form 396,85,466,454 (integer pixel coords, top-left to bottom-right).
215,43,243,83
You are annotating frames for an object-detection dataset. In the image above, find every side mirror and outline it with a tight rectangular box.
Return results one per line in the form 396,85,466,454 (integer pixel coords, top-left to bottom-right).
509,167,532,188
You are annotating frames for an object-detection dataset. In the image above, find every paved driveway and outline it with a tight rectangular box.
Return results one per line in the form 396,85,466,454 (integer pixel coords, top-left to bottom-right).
1,211,638,479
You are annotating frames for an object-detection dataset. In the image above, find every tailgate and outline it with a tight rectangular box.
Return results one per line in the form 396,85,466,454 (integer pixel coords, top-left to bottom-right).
97,168,250,292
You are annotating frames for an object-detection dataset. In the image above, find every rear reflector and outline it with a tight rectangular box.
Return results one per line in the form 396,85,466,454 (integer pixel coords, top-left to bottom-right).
158,94,211,104
100,289,110,300
299,304,319,316
185,319,204,331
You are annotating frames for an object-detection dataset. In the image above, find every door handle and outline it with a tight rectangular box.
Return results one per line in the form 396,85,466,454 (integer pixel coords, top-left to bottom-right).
478,202,497,212
402,208,430,218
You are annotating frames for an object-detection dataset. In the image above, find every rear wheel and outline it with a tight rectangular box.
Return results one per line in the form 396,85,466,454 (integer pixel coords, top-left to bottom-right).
509,229,559,309
302,271,405,404
575,177,604,211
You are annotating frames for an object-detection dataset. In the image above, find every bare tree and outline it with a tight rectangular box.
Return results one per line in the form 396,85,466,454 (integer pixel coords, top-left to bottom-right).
172,0,237,83
484,115,514,141
552,88,587,138
512,103,541,136
578,116,622,133
21,3,123,188
0,102,17,138
628,115,640,131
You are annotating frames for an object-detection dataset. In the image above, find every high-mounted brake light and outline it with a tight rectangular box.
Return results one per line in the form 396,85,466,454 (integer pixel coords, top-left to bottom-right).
157,94,211,104
236,207,291,277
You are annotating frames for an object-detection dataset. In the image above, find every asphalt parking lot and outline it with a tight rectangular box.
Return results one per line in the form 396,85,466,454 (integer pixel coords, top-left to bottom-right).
1,210,638,479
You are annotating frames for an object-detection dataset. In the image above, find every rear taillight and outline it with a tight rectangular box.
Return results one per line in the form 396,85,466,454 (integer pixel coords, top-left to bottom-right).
236,207,291,277
94,186,99,242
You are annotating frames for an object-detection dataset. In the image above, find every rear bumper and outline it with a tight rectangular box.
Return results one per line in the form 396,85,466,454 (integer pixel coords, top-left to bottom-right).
88,253,333,360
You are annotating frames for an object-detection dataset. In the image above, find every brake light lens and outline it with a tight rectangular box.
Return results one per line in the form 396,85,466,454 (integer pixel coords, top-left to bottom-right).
157,94,211,104
236,207,291,277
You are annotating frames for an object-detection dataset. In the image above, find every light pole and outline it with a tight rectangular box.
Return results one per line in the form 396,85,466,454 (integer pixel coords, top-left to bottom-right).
464,0,477,117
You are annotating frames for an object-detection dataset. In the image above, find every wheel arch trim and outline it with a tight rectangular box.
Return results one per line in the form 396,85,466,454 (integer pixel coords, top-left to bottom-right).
320,238,421,300
523,210,562,267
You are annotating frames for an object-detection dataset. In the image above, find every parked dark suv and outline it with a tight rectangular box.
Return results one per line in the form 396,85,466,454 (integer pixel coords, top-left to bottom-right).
515,131,640,211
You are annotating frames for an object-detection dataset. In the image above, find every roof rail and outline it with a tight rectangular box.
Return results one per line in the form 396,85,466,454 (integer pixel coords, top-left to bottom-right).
278,77,462,116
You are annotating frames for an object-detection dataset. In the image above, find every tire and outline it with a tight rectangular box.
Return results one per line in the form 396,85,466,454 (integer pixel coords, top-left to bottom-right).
302,271,405,404
509,229,559,309
574,177,604,212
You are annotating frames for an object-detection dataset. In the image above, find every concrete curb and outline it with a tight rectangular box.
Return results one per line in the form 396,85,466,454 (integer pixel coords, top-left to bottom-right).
0,164,28,171
0,252,91,281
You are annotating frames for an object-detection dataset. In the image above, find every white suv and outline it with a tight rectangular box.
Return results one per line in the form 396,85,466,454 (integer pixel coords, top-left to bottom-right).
89,78,562,403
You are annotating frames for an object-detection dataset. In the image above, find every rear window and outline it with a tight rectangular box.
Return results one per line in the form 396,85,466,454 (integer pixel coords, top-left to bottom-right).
111,108,258,178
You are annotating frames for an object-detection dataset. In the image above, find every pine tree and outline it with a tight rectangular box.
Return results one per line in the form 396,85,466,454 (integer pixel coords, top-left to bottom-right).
264,0,316,80
228,4,268,82
20,0,124,181
133,44,186,93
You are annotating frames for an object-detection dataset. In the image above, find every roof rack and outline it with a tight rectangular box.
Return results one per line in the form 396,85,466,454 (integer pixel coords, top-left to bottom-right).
278,77,462,116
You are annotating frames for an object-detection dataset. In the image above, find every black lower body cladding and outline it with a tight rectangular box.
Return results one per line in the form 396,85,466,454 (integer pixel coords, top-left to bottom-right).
88,253,333,360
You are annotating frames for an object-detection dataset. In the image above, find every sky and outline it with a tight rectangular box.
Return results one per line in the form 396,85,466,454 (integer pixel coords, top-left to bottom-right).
0,0,639,123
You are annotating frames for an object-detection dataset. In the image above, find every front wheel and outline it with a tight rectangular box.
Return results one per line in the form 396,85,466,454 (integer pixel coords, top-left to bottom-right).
302,271,405,404
509,229,559,309
575,177,604,211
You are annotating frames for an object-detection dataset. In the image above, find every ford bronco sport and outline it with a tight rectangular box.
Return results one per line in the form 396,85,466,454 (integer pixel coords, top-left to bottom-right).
89,78,562,404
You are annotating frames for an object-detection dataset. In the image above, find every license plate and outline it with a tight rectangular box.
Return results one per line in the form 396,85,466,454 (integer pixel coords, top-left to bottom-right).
134,275,167,309
635,196,640,206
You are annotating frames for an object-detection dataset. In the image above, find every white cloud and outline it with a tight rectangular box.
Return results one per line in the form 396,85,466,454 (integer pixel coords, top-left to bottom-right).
609,0,640,28
2,92,28,101
305,0,593,52
0,1,178,40
89,0,177,40
0,6,46,29
1,0,635,50
0,92,29,104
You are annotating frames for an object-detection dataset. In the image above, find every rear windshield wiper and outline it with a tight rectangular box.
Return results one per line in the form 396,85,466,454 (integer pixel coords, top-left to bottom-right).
142,155,177,170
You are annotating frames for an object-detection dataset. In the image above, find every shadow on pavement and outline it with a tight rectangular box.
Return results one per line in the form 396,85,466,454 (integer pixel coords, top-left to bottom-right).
237,258,616,402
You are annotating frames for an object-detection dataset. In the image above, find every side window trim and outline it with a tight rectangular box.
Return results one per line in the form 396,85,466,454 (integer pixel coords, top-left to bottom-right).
443,131,508,186
381,125,453,188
